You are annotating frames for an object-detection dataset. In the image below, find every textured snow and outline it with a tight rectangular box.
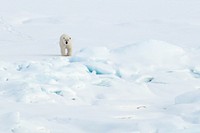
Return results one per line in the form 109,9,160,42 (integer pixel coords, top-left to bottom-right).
1,0,200,133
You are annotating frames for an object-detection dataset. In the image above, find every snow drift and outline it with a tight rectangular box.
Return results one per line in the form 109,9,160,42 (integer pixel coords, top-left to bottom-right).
71,40,189,78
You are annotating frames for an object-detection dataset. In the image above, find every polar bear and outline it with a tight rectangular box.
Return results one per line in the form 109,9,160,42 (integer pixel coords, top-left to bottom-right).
59,34,72,56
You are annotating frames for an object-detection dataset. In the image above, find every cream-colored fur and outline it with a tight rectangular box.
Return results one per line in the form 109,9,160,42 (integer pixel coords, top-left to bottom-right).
59,34,72,56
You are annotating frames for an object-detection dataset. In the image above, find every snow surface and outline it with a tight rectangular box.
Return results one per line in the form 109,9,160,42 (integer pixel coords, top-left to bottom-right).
1,0,200,133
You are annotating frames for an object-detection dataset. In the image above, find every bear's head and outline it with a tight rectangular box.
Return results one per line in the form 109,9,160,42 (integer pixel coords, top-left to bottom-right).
60,34,72,45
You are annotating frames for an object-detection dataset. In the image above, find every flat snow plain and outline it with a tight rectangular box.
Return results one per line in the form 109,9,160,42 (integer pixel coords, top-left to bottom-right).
1,0,200,133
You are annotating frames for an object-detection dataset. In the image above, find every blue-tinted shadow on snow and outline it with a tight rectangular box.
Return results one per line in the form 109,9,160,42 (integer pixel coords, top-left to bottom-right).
85,64,112,75
85,64,123,78
70,56,120,76
190,68,200,78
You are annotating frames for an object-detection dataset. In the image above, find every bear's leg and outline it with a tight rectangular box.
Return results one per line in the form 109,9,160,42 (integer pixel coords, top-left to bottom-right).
61,47,66,56
67,47,72,56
